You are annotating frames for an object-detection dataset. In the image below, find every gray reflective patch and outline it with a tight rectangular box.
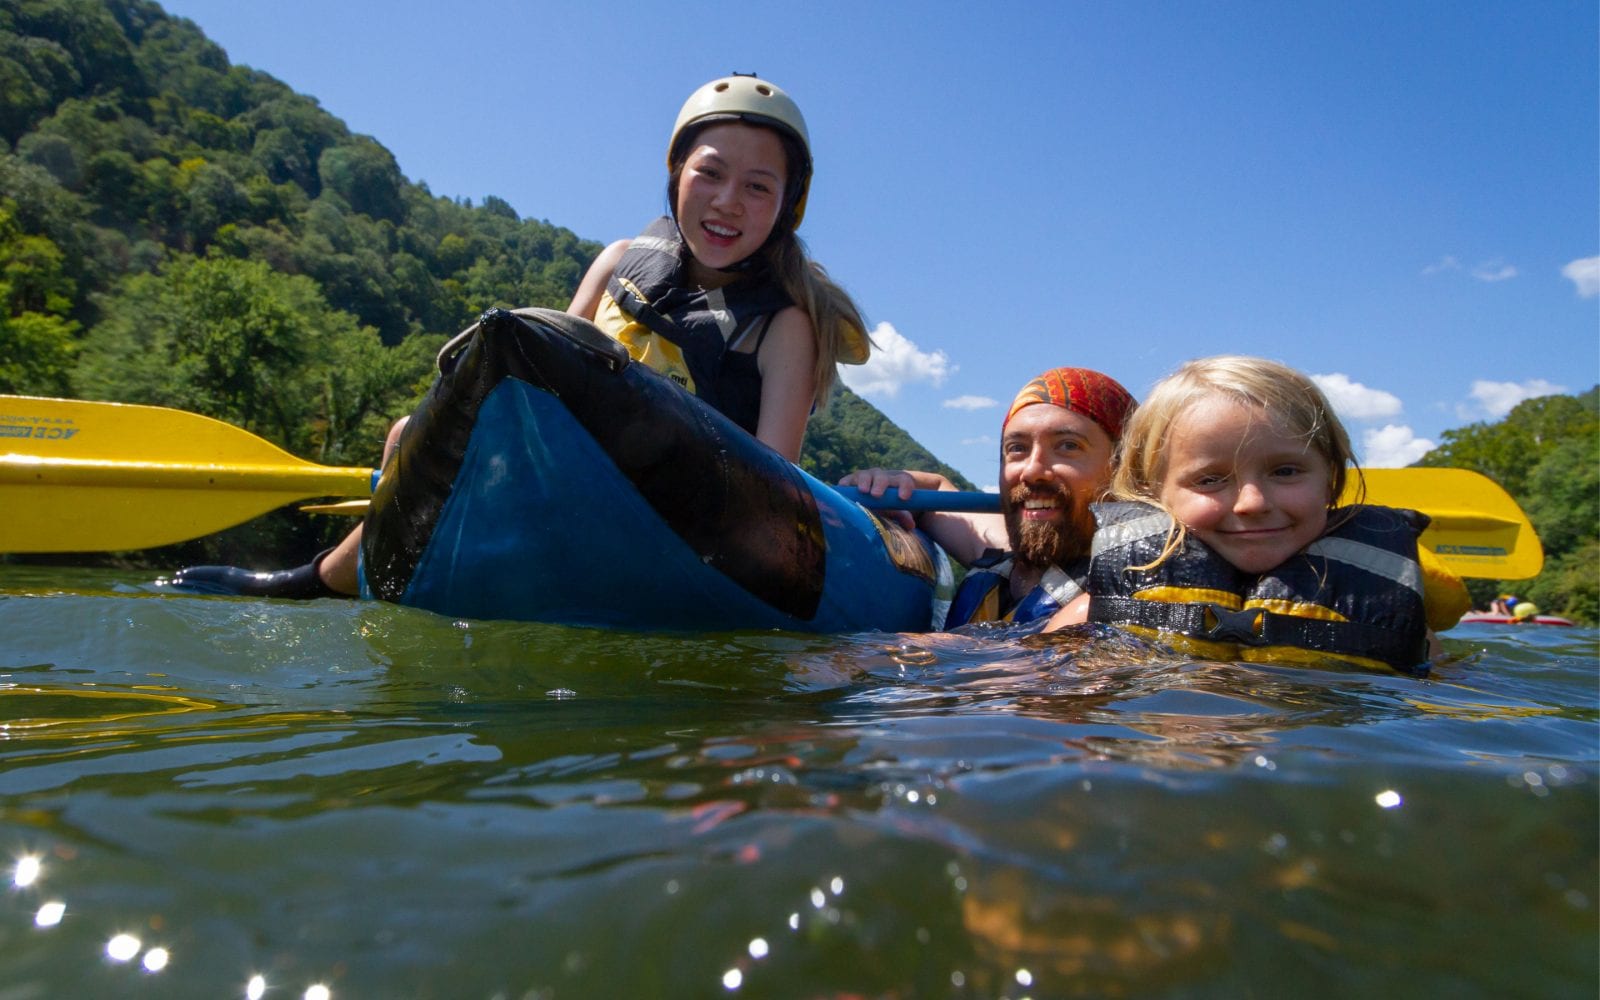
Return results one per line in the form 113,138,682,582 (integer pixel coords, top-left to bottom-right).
1038,566,1084,605
1307,537,1424,598
705,287,736,336
632,235,678,255
1092,511,1170,558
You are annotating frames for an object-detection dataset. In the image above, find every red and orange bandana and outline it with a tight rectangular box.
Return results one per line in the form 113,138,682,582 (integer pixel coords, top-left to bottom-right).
1002,367,1136,441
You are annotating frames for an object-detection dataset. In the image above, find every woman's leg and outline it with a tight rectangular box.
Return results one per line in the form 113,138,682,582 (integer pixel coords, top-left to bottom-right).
169,417,410,598
310,415,409,594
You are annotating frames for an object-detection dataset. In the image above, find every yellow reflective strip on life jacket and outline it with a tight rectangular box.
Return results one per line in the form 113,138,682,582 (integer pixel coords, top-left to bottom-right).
596,289,698,394
1132,586,1244,610
1239,645,1399,674
1243,597,1349,622
1121,624,1240,661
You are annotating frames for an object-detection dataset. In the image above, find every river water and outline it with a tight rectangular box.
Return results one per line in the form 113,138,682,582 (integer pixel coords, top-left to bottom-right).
0,565,1594,999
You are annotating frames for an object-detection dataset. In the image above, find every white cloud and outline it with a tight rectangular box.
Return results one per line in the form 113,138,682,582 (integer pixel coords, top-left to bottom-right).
1465,378,1568,419
943,395,999,411
940,393,992,409
1470,261,1518,283
1312,373,1403,422
1422,255,1461,275
1562,256,1600,298
839,321,953,398
1362,425,1435,468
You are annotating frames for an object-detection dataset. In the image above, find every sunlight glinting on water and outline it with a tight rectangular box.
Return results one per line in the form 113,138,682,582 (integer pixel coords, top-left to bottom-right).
715,874,856,992
0,564,1592,996
13,854,41,887
105,933,141,962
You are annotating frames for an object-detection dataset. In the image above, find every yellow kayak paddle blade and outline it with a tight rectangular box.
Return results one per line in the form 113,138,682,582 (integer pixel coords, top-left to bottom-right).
1350,467,1543,580
0,395,375,553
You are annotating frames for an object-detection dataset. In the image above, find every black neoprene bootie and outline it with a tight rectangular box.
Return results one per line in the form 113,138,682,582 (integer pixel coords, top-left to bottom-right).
166,549,341,599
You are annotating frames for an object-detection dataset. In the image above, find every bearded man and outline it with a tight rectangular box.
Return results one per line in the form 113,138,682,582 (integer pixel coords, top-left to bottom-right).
842,367,1135,628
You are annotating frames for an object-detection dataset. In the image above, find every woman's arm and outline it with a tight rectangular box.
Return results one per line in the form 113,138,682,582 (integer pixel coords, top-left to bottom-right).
567,239,632,320
753,305,818,463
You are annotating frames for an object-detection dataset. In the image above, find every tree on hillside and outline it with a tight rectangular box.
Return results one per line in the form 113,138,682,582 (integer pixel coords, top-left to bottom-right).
1415,387,1599,622
0,198,78,393
0,0,974,569
802,388,977,490
74,254,437,464
1417,390,1597,497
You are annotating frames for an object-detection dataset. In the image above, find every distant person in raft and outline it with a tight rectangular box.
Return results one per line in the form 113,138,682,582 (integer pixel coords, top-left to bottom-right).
1041,355,1471,674
172,73,870,598
841,367,1138,628
1490,594,1541,621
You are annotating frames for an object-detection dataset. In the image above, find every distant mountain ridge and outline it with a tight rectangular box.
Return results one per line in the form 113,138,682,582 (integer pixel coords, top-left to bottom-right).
0,0,972,498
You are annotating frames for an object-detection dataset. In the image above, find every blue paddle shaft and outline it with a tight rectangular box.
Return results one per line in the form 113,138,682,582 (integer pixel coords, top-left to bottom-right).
834,486,1001,514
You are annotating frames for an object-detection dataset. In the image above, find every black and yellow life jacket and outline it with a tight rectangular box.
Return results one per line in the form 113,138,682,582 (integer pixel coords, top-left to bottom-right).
598,217,791,434
1085,501,1435,674
944,550,1087,628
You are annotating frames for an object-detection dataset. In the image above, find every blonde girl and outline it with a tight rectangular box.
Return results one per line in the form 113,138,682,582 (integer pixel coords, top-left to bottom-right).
1047,356,1468,673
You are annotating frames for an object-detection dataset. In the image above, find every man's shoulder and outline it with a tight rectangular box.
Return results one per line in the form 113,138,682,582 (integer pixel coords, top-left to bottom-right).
969,548,1012,570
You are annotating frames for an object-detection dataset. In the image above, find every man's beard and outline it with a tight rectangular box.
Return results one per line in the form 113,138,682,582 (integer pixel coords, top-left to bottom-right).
1002,482,1095,568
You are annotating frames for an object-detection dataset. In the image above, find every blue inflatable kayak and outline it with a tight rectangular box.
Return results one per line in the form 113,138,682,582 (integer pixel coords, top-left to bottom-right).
359,308,950,631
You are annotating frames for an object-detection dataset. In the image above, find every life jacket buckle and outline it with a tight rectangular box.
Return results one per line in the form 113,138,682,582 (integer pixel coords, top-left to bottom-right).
1201,604,1266,645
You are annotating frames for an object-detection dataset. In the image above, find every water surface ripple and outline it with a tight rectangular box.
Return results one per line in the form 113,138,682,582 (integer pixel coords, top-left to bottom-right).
1,567,1594,998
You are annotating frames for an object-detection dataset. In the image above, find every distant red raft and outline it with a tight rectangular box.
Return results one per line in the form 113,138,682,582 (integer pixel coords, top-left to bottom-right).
1458,611,1576,627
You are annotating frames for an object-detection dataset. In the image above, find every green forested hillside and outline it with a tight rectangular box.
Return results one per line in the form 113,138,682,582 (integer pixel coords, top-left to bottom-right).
803,389,975,489
1416,387,1598,623
1,0,969,563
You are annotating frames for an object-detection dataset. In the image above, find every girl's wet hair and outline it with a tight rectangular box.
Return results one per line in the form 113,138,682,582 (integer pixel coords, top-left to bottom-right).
1111,355,1365,565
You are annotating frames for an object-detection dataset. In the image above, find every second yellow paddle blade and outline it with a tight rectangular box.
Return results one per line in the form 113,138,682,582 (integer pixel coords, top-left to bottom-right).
1352,467,1543,580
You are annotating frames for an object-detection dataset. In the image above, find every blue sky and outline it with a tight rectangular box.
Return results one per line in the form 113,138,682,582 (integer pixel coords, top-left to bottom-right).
159,0,1598,489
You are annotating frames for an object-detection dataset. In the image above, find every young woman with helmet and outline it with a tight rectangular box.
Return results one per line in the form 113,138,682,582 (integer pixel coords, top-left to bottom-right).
569,73,870,463
172,75,869,598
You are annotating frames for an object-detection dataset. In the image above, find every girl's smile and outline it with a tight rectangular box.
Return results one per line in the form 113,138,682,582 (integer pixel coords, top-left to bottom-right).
1158,397,1334,574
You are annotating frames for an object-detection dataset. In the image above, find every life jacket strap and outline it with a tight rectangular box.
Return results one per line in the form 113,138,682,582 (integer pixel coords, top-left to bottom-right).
1089,596,1429,674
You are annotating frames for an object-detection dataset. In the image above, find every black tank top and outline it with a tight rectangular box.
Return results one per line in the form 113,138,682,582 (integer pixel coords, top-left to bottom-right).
714,313,774,436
